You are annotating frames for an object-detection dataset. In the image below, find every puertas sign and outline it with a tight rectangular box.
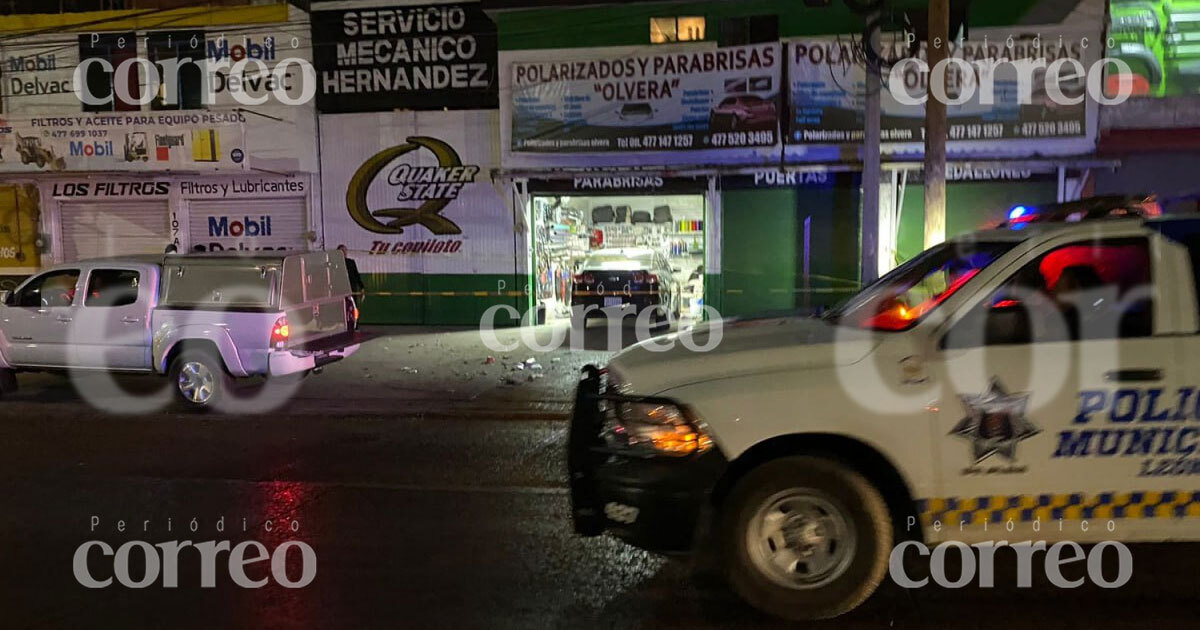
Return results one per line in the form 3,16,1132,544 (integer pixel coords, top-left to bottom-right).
510,43,782,153
787,27,1100,152
311,2,498,113
320,110,514,275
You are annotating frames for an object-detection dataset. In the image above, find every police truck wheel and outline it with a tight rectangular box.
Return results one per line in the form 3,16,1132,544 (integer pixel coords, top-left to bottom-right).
169,349,230,411
720,456,892,620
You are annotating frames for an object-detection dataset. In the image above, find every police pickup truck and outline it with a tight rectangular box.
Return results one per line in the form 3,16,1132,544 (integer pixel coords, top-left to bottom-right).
569,196,1200,619
0,251,362,411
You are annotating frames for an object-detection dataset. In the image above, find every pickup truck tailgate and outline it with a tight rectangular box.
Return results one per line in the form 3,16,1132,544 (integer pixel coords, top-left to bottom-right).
287,299,348,342
281,251,354,346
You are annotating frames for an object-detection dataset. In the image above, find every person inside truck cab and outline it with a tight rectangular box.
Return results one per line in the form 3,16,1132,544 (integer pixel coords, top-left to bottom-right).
1050,265,1104,339
44,274,77,307
85,270,139,308
985,241,1153,344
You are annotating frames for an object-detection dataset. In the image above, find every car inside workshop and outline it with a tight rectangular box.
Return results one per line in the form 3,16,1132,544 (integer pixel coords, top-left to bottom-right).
530,188,707,326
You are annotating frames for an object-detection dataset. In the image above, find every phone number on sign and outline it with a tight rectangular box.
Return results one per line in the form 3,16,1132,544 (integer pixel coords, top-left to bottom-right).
708,130,775,147
615,134,696,150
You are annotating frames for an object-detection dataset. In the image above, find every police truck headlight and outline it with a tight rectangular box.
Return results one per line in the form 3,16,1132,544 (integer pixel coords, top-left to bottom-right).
611,401,713,457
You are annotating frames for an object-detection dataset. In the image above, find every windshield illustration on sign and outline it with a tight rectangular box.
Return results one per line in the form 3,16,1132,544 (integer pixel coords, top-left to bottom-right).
788,29,1095,145
511,43,781,152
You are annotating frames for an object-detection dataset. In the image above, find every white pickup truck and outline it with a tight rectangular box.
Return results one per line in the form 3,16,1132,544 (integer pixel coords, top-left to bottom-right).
0,251,362,410
569,197,1200,619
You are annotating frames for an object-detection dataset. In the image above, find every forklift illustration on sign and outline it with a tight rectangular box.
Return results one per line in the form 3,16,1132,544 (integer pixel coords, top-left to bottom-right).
14,134,64,170
124,132,149,162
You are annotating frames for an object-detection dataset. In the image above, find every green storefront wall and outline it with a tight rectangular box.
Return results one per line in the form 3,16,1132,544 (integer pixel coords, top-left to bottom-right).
894,180,1060,265
721,187,798,317
719,175,861,319
359,273,532,327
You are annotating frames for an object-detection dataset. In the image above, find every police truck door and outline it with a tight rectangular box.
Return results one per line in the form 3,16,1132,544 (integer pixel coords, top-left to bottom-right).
929,232,1191,542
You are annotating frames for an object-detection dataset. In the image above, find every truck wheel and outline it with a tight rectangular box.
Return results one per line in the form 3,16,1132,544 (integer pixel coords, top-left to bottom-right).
720,456,892,620
169,349,230,411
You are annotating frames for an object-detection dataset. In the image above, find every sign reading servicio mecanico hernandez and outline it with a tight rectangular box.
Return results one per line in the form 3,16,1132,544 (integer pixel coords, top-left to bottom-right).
310,2,497,113
320,110,513,275
510,43,781,153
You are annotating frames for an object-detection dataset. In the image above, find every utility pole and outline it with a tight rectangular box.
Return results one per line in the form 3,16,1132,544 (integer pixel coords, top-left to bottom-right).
923,0,949,248
861,10,881,283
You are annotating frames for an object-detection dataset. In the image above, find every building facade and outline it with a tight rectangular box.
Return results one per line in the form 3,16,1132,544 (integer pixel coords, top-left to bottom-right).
493,0,1110,322
0,1,1188,326
309,0,511,325
0,2,319,291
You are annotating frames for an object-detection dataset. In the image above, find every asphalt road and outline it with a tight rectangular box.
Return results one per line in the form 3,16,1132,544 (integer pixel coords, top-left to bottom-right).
2,329,1200,629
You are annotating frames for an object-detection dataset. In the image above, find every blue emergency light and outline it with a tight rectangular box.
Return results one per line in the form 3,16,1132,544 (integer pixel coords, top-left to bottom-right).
1008,205,1029,220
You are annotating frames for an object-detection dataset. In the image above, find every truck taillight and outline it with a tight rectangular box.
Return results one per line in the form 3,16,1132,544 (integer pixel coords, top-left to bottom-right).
270,316,290,347
346,297,359,329
645,273,660,284
573,273,594,285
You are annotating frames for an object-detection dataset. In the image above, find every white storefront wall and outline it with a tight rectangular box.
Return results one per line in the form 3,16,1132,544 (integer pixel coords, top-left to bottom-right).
0,7,320,270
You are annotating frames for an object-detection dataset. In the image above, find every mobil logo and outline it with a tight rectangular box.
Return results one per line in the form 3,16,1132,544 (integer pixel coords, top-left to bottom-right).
207,37,278,62
69,140,115,157
208,215,273,238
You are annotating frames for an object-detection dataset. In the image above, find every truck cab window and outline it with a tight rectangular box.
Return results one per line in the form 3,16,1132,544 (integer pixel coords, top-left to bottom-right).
85,269,141,308
13,270,80,308
830,241,1014,331
947,238,1154,347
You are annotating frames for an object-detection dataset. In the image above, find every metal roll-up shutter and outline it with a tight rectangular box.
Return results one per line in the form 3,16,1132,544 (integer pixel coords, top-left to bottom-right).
188,198,309,253
59,201,170,261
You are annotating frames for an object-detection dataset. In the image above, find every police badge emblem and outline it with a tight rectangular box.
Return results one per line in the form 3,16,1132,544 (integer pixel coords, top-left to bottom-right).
950,379,1040,464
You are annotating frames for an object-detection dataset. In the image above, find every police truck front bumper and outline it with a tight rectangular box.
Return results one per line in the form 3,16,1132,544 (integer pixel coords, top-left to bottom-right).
567,366,726,553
